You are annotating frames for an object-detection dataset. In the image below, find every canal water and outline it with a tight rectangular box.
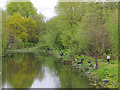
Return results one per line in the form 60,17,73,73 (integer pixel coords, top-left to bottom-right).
2,53,90,88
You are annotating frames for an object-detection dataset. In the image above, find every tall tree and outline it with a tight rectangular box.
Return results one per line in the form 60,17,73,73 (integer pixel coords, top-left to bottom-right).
2,10,10,54
6,1,37,17
6,12,37,43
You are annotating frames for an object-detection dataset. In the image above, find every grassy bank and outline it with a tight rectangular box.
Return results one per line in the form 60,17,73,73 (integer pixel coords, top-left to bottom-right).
51,49,118,88
84,58,118,88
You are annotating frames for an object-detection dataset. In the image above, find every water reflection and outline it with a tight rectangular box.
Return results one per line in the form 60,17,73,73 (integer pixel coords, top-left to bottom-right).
31,66,61,88
2,53,90,88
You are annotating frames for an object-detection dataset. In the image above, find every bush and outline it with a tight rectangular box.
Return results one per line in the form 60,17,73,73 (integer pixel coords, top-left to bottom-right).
24,42,35,48
15,38,24,49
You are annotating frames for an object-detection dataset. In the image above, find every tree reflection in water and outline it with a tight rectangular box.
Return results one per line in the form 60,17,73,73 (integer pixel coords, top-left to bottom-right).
2,53,90,88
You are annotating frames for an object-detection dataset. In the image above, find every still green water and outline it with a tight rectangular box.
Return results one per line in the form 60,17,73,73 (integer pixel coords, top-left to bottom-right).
2,53,90,88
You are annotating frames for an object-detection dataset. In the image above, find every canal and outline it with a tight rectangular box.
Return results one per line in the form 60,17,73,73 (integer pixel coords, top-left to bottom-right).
2,53,90,88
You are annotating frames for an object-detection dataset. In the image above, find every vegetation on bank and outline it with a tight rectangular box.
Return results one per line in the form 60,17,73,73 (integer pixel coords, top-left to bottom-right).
52,49,118,88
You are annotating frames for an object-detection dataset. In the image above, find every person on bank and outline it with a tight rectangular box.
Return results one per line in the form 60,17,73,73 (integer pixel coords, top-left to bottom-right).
106,55,111,64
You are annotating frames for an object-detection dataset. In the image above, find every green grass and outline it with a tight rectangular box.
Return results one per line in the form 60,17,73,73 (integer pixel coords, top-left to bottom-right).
76,55,118,88
80,56,118,88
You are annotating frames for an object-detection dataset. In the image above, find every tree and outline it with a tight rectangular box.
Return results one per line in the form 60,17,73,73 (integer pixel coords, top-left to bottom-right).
6,12,37,43
104,9,118,59
2,10,10,55
31,13,46,44
43,2,117,60
43,16,63,49
24,16,38,43
6,12,29,42
6,1,37,17
31,13,45,35
55,2,82,27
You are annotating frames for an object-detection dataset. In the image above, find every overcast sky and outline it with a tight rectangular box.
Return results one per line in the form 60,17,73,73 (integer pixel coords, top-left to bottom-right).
0,0,58,20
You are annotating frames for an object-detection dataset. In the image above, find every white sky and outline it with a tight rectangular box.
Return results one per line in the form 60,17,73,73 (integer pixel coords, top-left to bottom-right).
0,0,58,20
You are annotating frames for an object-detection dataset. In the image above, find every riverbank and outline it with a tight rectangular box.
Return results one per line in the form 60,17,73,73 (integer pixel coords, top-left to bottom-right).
4,47,118,88
51,49,118,88
5,46,47,53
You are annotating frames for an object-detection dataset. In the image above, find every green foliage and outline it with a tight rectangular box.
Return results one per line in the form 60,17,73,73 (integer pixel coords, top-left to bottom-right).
2,0,44,52
43,16,63,49
6,12,37,43
2,26,9,54
23,42,37,48
2,11,10,55
104,10,118,59
44,2,118,60
25,16,38,43
3,1,118,61
31,13,45,35
89,59,118,88
6,1,37,17
31,13,46,44
14,38,24,49
6,12,28,42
